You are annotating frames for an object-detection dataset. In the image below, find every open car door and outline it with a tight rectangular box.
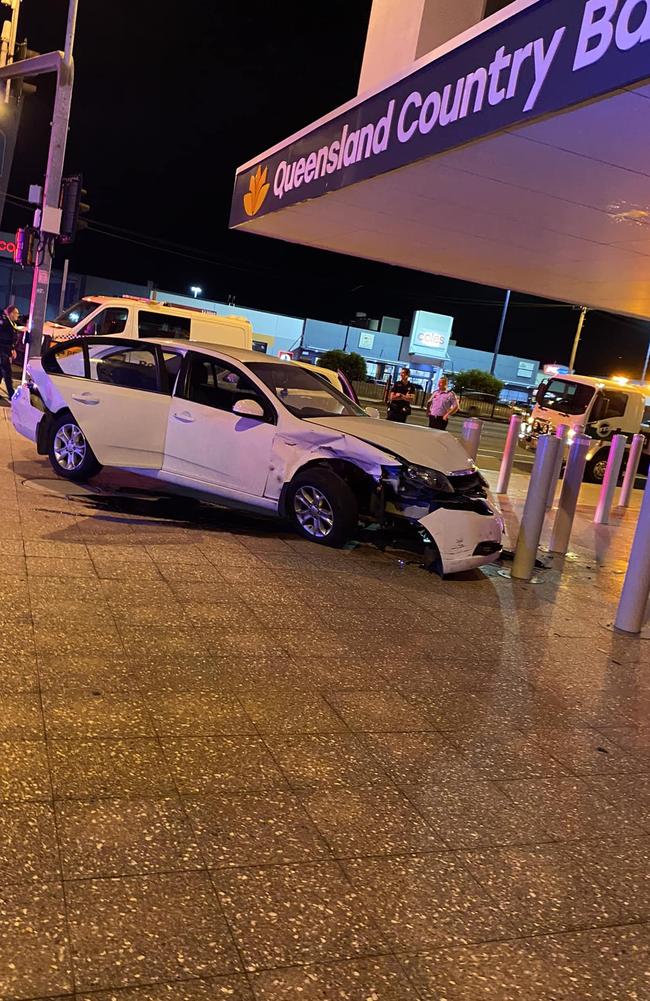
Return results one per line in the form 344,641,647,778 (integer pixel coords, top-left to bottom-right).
41,338,181,469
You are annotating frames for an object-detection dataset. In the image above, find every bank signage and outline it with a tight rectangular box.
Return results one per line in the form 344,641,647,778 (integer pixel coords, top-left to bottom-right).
231,0,650,226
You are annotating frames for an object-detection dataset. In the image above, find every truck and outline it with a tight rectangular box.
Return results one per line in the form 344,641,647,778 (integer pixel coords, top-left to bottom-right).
519,374,650,483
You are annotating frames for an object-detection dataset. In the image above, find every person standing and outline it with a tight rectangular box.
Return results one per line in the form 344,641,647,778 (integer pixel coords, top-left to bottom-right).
0,304,19,401
387,367,416,423
427,375,459,430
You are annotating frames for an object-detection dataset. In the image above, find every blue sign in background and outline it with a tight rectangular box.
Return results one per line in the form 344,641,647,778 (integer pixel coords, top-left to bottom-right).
230,0,650,226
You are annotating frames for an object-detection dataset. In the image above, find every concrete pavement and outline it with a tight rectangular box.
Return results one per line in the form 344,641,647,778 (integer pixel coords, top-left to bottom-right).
1,408,650,1001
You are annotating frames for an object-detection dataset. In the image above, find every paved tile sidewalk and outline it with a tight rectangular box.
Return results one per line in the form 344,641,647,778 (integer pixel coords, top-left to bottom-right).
0,407,649,1000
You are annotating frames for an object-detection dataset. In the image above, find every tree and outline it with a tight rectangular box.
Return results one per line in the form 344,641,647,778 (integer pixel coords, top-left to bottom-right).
450,369,504,397
318,350,367,382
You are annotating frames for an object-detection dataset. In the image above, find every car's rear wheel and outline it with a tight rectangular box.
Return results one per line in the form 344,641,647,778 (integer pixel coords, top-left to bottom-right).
48,413,102,481
287,468,358,547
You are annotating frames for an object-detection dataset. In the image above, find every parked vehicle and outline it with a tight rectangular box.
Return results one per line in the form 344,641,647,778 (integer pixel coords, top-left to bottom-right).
519,374,650,483
12,337,503,573
41,296,355,401
44,296,255,349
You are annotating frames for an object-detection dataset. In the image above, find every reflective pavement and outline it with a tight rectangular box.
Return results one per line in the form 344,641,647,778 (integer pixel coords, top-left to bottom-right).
0,410,649,1000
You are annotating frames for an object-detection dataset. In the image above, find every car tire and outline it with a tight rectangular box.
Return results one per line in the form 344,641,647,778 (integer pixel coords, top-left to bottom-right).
48,412,102,481
287,468,358,547
585,449,609,485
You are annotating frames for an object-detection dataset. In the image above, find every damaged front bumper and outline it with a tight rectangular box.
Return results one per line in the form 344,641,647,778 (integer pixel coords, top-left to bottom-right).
418,505,503,574
382,467,504,574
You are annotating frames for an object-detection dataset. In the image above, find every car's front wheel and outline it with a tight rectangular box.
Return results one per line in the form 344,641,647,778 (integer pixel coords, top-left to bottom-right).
585,449,609,485
287,468,358,547
48,413,102,481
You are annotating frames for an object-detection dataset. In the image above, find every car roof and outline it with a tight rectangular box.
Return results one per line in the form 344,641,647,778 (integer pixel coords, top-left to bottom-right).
549,374,647,396
144,338,295,365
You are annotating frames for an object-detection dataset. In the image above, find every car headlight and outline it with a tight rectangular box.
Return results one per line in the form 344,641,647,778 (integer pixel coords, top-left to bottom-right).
401,464,453,493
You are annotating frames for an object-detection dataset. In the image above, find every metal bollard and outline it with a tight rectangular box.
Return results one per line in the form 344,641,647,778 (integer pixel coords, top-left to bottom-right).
496,414,522,494
549,434,590,555
462,418,482,461
546,424,569,510
511,434,562,580
618,434,644,509
615,477,650,633
594,434,627,525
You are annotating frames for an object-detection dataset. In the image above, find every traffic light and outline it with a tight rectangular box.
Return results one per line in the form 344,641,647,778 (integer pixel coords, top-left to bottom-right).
12,40,41,96
59,174,90,244
13,226,38,266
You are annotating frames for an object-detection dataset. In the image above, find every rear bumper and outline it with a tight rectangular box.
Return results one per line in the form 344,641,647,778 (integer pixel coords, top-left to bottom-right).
418,505,504,574
11,384,43,444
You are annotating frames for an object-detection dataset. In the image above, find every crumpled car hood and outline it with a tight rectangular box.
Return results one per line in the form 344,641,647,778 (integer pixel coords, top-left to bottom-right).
304,416,475,473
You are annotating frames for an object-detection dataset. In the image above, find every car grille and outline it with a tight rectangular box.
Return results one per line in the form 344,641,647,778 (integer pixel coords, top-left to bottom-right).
532,418,551,435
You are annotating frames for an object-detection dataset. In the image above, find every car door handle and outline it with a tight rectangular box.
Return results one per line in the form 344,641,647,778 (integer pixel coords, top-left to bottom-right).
71,393,100,405
173,411,195,423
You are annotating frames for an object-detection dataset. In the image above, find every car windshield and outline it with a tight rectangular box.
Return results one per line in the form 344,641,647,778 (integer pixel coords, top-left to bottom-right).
537,379,595,417
248,362,366,418
53,299,100,328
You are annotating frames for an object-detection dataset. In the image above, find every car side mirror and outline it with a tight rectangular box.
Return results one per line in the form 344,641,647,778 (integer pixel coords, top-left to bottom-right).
233,398,265,419
365,406,381,419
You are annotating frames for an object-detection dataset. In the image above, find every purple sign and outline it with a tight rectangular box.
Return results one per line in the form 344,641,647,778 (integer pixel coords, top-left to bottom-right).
230,0,650,227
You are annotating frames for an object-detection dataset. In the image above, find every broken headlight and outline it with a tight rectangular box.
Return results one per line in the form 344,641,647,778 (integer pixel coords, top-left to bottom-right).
401,464,453,494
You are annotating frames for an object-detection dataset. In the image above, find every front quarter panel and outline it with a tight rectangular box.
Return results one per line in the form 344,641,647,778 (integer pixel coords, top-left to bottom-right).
265,425,390,499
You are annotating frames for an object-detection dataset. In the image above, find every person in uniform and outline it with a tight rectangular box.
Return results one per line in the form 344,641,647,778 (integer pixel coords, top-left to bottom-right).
0,305,20,401
427,375,459,430
387,368,416,423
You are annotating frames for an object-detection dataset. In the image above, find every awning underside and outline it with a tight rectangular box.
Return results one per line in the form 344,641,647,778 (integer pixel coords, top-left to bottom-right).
235,84,650,320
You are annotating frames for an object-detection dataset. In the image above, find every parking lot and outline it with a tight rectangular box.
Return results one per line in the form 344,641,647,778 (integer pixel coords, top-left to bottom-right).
1,405,650,1001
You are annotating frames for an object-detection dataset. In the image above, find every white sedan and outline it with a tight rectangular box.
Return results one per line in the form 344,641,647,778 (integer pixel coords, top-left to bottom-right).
12,337,503,573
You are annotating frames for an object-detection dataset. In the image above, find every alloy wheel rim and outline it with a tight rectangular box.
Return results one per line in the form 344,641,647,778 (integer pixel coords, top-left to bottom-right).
293,485,334,538
593,460,608,482
53,423,87,471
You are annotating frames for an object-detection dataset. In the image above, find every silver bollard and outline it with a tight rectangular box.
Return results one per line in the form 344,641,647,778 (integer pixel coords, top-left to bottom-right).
549,434,590,555
618,434,644,509
462,418,482,461
546,424,569,509
594,434,627,525
615,477,650,633
496,414,522,494
512,433,562,581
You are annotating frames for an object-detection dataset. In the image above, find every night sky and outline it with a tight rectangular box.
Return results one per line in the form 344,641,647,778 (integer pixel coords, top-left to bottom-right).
5,0,650,377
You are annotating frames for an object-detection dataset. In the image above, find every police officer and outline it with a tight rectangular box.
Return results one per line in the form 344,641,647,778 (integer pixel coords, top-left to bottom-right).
0,304,19,401
387,368,416,423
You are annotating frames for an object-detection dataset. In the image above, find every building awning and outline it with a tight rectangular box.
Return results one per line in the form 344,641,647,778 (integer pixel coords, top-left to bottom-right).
230,0,650,319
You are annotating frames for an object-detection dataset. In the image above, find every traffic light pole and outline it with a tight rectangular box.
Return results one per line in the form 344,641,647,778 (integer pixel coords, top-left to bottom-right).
26,0,77,368
0,0,78,372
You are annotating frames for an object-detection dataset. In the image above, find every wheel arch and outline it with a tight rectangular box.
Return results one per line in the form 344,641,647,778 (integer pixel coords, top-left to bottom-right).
278,458,377,518
36,404,74,455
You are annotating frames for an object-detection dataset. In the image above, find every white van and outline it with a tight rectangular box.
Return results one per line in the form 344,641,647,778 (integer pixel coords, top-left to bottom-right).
44,296,254,350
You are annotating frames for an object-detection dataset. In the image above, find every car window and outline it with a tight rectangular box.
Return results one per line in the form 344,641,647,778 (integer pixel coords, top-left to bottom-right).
88,345,161,393
602,391,627,420
90,307,128,337
182,355,271,417
248,361,367,418
163,351,183,390
43,343,86,377
138,310,191,339
53,299,99,328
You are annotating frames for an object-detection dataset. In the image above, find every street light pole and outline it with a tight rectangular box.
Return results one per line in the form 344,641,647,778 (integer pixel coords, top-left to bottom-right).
490,289,511,376
569,306,588,373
